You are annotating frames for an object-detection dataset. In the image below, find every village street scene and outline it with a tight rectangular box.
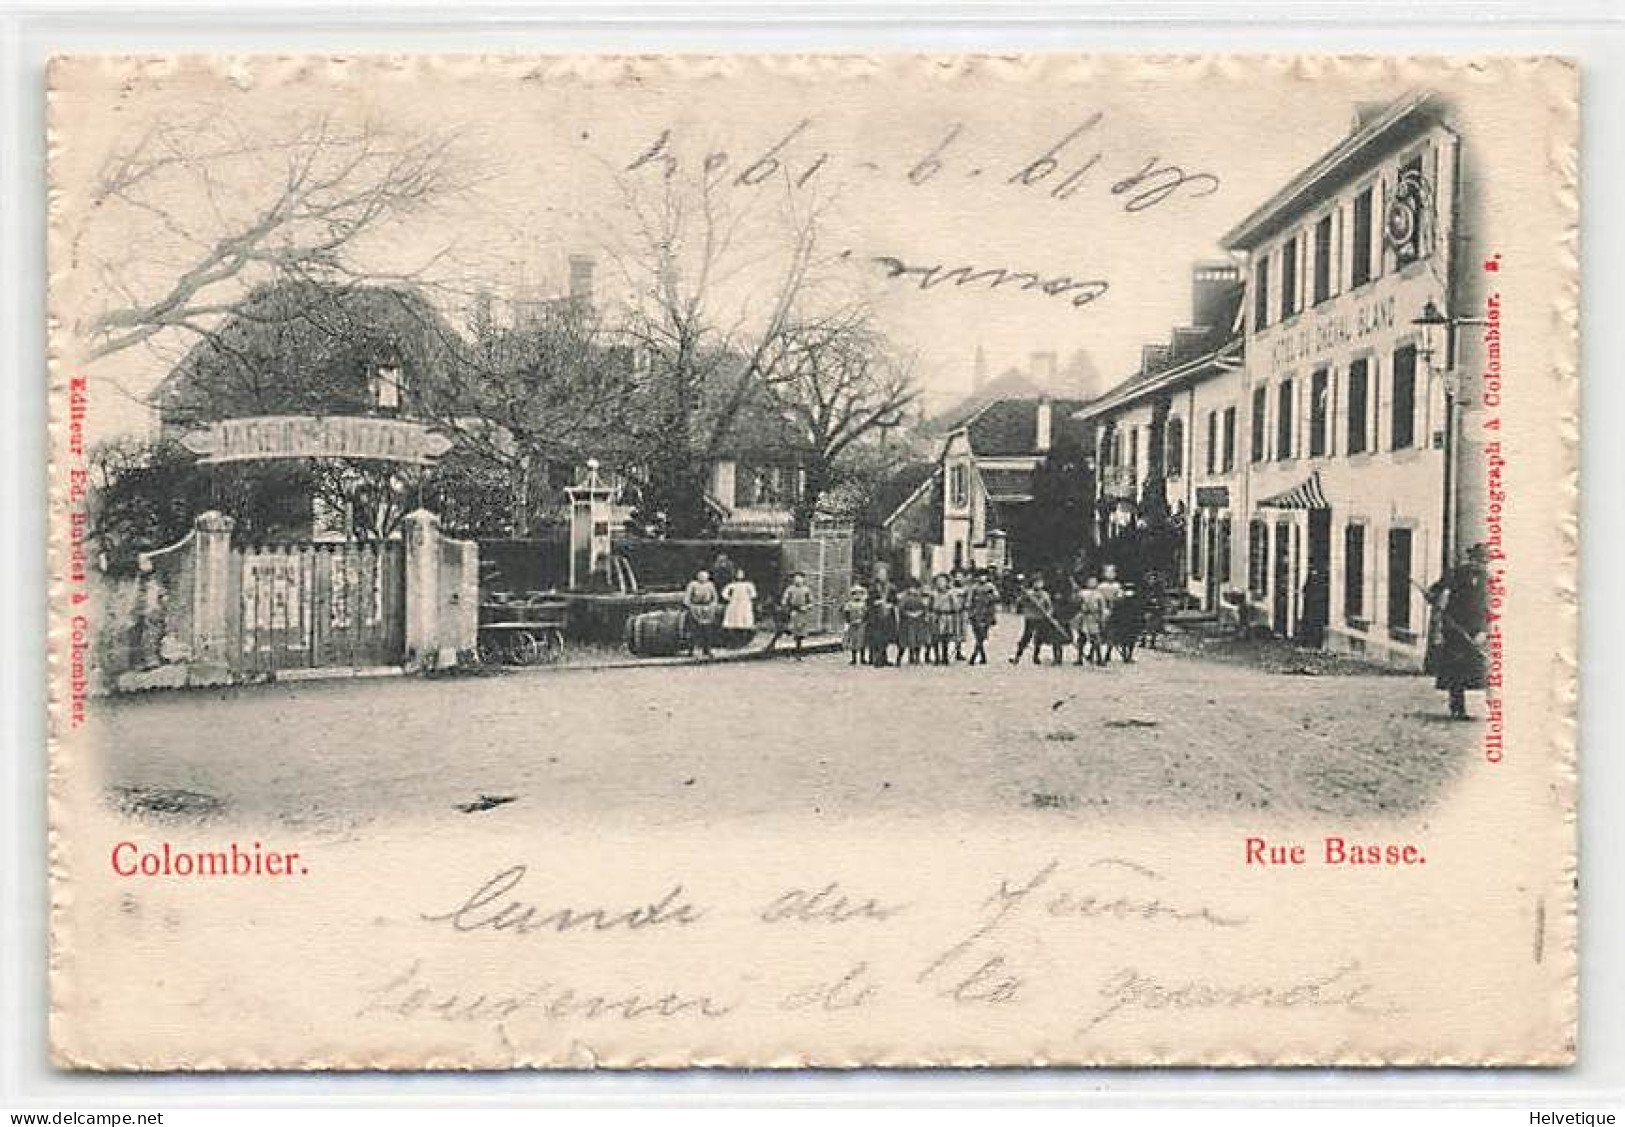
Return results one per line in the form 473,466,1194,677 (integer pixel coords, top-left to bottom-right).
70,74,1497,831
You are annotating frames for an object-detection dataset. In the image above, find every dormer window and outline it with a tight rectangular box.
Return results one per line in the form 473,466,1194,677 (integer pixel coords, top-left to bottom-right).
373,364,405,415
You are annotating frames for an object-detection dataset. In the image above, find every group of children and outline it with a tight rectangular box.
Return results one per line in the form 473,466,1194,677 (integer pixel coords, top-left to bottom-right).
840,563,1154,669
840,568,1002,667
1007,565,1149,667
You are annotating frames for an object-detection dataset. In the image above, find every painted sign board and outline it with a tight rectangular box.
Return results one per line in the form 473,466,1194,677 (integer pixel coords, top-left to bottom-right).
180,415,453,466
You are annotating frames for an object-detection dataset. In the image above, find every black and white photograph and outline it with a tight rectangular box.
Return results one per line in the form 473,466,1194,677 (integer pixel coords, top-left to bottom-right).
44,54,1576,1070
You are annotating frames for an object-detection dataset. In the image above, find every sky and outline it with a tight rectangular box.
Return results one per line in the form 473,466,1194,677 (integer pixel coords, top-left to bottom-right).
50,55,1428,438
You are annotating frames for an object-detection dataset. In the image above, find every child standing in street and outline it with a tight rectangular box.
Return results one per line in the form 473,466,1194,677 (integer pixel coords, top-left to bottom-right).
1075,576,1108,666
966,569,1000,665
897,579,931,665
780,571,815,660
842,584,869,665
1010,574,1054,666
928,574,959,666
1048,574,1079,666
950,571,969,661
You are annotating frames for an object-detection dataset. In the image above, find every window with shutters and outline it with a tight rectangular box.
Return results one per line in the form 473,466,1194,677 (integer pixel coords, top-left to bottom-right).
1276,379,1294,461
1387,526,1414,632
1309,368,1330,457
1254,255,1271,332
1166,416,1185,478
1313,214,1333,304
1205,410,1217,475
1346,357,1370,454
1222,406,1237,472
1391,345,1417,450
1251,386,1268,463
1351,187,1374,288
1344,523,1366,623
1279,235,1298,321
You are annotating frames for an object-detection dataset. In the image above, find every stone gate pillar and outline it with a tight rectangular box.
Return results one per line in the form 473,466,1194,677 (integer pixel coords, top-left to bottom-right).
403,508,442,669
190,510,235,671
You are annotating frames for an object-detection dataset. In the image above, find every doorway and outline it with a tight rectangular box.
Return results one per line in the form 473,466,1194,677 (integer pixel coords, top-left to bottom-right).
1272,521,1291,637
1301,508,1332,647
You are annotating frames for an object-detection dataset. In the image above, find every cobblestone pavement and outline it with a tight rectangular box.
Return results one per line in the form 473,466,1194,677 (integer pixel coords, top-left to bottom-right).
97,641,1477,834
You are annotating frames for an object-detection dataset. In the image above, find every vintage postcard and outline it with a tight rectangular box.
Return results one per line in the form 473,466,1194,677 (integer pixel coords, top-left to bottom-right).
46,54,1578,1069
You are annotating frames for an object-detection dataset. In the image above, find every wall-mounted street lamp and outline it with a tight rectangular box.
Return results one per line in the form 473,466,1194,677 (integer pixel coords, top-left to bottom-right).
1411,299,1489,574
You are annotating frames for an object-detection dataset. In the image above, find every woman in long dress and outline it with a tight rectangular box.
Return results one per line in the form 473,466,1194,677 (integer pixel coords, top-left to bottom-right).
682,568,721,657
721,567,758,638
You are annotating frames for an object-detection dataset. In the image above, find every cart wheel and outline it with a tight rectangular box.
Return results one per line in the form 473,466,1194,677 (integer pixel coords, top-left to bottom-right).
509,630,544,666
537,629,565,664
477,636,505,666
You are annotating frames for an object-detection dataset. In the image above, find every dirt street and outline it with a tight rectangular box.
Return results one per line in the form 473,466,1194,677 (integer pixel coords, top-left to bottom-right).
94,641,1478,837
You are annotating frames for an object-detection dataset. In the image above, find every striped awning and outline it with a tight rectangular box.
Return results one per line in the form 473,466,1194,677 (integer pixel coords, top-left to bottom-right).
1256,470,1329,510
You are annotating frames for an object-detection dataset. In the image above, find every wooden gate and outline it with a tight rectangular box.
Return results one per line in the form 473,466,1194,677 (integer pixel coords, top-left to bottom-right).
781,528,854,635
231,542,405,673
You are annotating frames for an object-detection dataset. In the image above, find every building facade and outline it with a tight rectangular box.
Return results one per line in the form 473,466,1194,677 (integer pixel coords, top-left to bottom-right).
1078,92,1487,669
1220,90,1485,668
1078,263,1246,605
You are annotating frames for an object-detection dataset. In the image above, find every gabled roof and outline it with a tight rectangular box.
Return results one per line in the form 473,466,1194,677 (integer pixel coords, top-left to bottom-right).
964,398,1089,457
863,461,939,528
927,350,1102,433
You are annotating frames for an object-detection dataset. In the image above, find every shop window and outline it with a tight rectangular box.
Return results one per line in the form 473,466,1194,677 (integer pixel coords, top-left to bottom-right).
1254,255,1270,332
1222,406,1237,473
1166,417,1185,478
1251,386,1268,463
1309,368,1330,457
1391,345,1417,450
1344,523,1366,622
1346,357,1370,454
1205,410,1218,475
1248,520,1268,598
1387,526,1414,632
1217,517,1232,582
1313,214,1334,305
1276,379,1294,461
1191,510,1204,580
1279,235,1298,321
1351,187,1374,288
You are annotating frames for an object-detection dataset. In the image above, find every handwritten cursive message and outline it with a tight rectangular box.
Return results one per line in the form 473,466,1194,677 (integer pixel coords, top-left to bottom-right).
380,857,1389,1043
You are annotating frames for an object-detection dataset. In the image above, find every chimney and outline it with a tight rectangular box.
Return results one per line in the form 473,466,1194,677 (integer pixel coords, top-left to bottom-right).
1035,395,1053,454
1030,351,1058,386
1191,262,1242,332
568,254,596,305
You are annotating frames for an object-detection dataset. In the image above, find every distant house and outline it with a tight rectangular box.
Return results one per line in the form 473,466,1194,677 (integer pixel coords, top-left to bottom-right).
882,377,1092,578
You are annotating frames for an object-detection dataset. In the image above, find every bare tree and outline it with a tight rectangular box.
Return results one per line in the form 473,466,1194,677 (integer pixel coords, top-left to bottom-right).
76,109,478,363
768,314,920,533
594,160,871,535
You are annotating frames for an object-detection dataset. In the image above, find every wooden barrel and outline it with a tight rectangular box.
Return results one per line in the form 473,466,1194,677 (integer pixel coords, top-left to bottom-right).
624,609,691,657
